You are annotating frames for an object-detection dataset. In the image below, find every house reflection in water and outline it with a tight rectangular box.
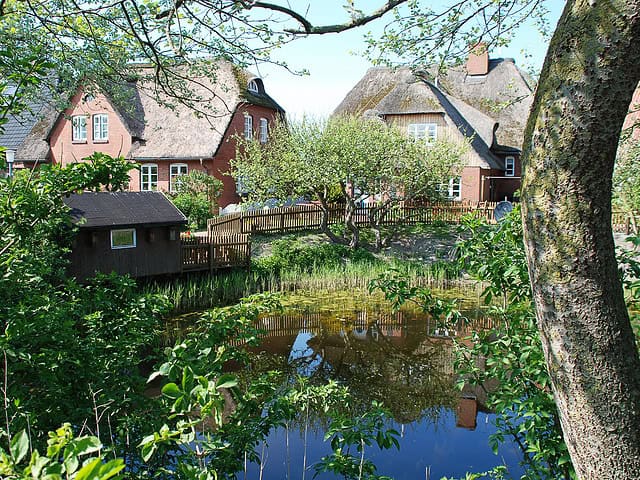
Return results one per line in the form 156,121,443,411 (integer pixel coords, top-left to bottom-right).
248,299,496,429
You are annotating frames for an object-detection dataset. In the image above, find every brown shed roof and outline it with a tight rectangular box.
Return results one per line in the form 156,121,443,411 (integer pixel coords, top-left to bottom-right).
64,191,187,229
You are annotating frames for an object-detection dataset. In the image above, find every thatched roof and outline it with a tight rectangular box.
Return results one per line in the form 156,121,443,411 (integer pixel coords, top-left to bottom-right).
429,85,503,170
433,58,534,147
335,67,504,170
335,58,534,150
4,60,283,162
122,62,283,159
0,92,55,163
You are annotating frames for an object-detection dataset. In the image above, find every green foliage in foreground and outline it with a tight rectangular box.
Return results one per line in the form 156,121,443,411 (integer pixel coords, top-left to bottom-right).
0,425,124,480
371,207,576,480
137,293,400,480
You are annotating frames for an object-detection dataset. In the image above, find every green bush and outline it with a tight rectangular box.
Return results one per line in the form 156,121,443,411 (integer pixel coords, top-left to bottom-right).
171,192,211,230
252,238,377,275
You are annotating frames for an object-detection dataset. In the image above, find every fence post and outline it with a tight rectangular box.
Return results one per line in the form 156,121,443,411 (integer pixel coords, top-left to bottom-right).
627,215,631,235
209,239,214,272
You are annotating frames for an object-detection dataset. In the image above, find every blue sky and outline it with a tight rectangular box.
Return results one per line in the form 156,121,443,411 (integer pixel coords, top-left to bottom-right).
255,1,566,119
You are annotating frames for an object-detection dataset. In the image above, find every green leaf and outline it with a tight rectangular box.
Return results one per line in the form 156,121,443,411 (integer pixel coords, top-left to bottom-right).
161,382,182,399
74,437,102,456
74,458,102,480
10,430,29,464
215,374,238,390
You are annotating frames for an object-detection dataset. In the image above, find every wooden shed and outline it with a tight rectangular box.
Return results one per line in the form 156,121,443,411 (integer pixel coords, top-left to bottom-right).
64,191,187,280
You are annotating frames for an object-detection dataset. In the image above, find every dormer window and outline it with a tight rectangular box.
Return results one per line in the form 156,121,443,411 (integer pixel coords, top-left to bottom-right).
247,80,259,93
408,123,437,144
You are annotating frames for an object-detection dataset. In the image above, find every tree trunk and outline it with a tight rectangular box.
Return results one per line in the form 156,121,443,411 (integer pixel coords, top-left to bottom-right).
340,182,360,249
316,190,349,246
521,1,640,478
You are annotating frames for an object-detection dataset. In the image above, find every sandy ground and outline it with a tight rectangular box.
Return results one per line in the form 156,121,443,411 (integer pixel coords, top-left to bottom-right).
249,229,638,263
251,227,463,263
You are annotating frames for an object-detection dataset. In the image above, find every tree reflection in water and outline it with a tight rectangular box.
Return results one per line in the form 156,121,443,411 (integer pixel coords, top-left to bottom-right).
233,289,513,479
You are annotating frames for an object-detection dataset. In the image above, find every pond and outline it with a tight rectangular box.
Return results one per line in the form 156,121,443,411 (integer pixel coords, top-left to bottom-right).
234,288,525,479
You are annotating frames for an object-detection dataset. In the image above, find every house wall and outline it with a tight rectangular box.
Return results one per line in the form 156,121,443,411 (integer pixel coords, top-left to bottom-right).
490,154,522,201
49,89,281,210
68,225,182,281
128,160,214,193
460,166,483,202
49,90,133,166
214,103,281,208
623,83,640,140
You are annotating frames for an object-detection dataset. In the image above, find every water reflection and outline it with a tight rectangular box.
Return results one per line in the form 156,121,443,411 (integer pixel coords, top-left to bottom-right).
239,289,521,479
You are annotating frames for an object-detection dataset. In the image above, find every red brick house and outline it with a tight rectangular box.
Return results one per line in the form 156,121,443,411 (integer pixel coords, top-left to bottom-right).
1,61,284,207
334,49,533,202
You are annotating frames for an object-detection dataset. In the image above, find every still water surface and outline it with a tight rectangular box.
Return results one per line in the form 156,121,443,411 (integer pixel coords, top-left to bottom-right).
237,288,525,479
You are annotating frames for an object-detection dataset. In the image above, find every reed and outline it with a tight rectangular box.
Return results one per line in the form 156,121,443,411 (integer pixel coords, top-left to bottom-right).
141,255,461,314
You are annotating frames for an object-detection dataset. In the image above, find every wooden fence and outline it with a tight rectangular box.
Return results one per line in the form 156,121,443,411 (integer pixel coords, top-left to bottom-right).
181,233,251,272
208,202,499,235
612,211,640,235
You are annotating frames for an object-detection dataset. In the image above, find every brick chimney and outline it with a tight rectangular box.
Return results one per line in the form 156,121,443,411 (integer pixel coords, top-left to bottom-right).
466,43,489,76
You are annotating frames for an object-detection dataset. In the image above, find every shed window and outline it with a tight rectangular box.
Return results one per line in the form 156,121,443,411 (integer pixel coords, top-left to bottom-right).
93,114,109,142
259,118,268,143
505,156,515,177
170,163,188,192
141,163,158,191
111,228,136,249
72,115,87,142
244,114,253,140
408,123,437,144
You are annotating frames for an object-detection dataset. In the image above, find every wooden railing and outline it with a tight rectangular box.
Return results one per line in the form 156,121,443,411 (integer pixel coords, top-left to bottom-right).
181,233,251,272
208,202,499,235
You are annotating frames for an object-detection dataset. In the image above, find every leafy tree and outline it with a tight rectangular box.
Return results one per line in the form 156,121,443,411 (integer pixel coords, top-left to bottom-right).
170,170,223,230
0,156,170,453
233,116,464,250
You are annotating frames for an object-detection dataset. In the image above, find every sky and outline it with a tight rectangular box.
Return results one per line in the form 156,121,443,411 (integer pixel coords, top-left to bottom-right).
252,1,566,119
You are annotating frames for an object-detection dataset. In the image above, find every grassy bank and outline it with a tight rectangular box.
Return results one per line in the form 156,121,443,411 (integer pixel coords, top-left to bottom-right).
142,230,462,313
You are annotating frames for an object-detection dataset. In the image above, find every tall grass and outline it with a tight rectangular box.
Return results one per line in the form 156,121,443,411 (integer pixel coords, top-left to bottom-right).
141,239,462,314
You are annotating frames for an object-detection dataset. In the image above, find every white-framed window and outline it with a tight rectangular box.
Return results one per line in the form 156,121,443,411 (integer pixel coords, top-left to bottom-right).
505,156,515,177
93,114,108,142
244,114,253,140
247,80,259,93
140,163,158,191
408,123,438,143
259,118,268,143
110,228,136,249
440,177,462,200
170,163,188,192
72,115,87,142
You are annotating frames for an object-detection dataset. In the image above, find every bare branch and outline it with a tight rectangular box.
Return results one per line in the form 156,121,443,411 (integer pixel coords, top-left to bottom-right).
255,0,409,35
